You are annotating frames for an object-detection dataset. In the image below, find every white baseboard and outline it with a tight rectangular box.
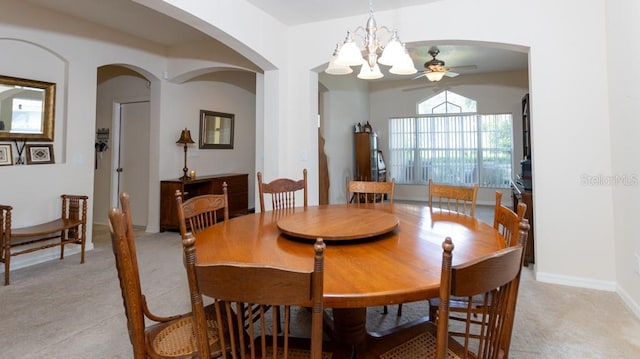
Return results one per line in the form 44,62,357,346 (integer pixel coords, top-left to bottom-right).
536,270,640,320
0,243,94,274
617,285,640,320
536,270,617,291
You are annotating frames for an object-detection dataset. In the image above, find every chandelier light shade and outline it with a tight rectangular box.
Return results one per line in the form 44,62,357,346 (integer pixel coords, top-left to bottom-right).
176,128,195,180
325,44,354,75
358,62,383,80
425,71,447,82
325,4,416,79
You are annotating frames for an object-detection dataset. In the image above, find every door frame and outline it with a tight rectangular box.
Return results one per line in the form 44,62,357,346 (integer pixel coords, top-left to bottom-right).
109,97,149,211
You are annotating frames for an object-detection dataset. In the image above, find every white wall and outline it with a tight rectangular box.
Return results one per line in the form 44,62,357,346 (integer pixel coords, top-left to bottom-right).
606,0,640,318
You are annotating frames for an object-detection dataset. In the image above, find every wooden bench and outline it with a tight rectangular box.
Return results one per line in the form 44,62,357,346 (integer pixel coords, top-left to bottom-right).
1,194,89,285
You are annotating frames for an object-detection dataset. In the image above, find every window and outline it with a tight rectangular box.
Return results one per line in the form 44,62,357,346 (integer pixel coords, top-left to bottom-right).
389,91,512,188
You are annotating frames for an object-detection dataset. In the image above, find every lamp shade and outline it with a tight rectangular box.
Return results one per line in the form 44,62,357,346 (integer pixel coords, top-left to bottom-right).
425,71,446,82
335,40,364,67
357,63,383,80
389,51,418,75
325,55,354,75
378,37,404,66
176,128,195,144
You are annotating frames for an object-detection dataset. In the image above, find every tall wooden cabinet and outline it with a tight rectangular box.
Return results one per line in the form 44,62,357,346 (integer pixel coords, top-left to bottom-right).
159,173,248,232
354,132,386,182
513,92,534,266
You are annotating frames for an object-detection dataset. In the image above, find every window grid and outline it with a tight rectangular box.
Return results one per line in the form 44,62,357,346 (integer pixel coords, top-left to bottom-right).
389,113,513,188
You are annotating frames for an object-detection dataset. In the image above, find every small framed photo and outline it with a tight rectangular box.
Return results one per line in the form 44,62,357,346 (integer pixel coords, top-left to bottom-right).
0,144,12,166
26,144,55,165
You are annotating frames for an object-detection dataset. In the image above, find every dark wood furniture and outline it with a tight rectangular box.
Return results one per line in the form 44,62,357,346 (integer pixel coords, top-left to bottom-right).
109,193,226,358
184,234,330,359
355,132,385,182
1,194,88,285
429,179,479,217
362,227,528,359
522,93,531,160
160,173,248,232
193,203,505,358
512,189,534,265
256,169,307,212
175,183,229,237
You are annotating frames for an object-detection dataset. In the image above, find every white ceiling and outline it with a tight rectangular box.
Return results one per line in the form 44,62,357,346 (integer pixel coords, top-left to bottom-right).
23,0,528,79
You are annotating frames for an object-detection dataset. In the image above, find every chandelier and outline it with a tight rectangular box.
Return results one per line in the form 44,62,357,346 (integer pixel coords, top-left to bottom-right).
325,4,417,80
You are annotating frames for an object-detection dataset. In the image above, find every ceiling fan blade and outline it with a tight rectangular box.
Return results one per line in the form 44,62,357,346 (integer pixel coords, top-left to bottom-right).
445,71,459,78
402,84,439,92
412,72,426,80
448,64,477,71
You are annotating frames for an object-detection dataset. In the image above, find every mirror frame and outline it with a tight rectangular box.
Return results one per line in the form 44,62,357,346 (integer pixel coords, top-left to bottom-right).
0,75,56,141
199,110,234,149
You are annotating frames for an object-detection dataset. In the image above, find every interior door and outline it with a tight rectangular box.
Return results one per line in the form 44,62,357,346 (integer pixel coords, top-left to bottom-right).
117,101,150,227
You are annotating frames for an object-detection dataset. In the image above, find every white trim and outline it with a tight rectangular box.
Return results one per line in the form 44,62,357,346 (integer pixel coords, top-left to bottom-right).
617,285,640,320
536,271,617,291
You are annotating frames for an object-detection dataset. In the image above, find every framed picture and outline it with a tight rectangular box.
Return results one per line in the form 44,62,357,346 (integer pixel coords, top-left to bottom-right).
26,144,55,164
199,110,234,149
0,144,12,166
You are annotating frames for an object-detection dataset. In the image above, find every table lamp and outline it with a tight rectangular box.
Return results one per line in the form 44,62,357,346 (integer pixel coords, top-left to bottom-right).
176,128,195,180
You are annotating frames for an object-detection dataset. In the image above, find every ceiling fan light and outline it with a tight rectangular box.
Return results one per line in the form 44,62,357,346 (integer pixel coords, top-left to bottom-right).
357,63,383,80
425,71,446,82
335,41,364,67
325,55,354,75
389,53,417,75
378,39,404,66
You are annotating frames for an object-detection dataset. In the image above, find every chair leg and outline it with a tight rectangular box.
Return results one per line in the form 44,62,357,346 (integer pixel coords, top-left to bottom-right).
396,303,403,316
4,246,9,286
382,305,388,314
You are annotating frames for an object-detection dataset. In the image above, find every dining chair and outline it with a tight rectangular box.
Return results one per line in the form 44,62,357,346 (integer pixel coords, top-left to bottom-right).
257,168,307,212
428,179,479,217
175,183,279,333
108,192,227,359
363,225,528,359
493,191,527,246
183,234,332,359
346,177,396,315
346,177,395,206
175,182,229,238
428,191,528,335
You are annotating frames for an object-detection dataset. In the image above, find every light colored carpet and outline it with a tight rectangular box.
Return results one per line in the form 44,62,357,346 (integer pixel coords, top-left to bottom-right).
1,213,639,358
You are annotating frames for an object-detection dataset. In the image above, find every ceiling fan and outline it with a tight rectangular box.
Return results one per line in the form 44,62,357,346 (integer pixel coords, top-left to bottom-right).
413,47,476,82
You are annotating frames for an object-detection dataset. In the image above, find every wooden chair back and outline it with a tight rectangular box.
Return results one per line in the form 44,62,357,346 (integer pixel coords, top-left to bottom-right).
175,182,229,237
108,193,147,358
257,169,308,212
436,225,528,359
493,191,527,247
1,205,11,285
183,234,326,359
429,179,479,217
347,178,395,206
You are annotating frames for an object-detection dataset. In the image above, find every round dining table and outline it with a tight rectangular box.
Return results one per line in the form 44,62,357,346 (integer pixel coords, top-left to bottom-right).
194,203,505,357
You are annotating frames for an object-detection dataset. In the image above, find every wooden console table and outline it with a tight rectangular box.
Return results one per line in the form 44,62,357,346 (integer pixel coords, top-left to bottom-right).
159,173,248,232
1,194,89,285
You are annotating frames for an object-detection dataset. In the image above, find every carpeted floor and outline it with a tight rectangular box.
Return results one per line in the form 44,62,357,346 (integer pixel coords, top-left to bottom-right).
1,211,639,358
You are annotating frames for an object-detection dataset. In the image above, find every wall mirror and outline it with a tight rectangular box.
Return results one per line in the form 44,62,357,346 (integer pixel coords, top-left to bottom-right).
199,110,234,149
0,75,56,141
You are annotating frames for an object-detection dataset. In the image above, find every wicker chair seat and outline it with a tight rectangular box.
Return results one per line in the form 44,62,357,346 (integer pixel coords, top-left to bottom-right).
380,331,459,359
149,306,222,357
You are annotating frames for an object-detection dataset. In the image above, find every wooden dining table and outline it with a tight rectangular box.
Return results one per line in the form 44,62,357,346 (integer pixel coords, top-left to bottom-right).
194,203,505,357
